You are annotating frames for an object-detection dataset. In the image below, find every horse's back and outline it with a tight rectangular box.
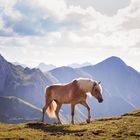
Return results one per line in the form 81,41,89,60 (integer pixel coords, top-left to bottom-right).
44,79,87,104
45,83,71,97
45,80,79,103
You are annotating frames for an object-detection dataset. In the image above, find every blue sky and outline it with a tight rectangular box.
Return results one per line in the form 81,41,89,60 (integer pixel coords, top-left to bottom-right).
0,0,140,71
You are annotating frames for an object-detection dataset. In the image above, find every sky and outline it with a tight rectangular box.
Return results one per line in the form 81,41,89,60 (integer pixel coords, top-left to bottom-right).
0,0,140,71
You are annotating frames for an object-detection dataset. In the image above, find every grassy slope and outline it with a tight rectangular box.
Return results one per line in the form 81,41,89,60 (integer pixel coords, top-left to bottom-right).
0,109,140,140
0,96,42,122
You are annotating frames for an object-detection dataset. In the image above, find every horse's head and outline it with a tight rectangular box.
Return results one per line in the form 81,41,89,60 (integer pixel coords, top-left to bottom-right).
91,81,103,103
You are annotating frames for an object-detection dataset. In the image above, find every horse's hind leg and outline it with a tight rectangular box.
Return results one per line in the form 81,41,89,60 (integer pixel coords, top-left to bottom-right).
42,100,51,122
55,102,62,124
80,102,91,123
71,104,75,124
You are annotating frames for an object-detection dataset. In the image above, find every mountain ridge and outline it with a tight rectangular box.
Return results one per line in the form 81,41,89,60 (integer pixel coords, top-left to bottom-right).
0,96,46,123
0,54,56,107
0,54,140,123
37,62,56,72
48,56,140,118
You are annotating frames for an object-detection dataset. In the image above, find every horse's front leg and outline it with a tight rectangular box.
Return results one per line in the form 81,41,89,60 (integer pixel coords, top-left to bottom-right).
80,102,91,123
71,104,75,124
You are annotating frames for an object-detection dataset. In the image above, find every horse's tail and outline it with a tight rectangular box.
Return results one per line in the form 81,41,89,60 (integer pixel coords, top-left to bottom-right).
47,100,57,118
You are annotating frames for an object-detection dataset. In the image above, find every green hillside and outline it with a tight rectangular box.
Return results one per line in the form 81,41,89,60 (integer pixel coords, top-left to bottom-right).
0,96,42,123
0,109,140,140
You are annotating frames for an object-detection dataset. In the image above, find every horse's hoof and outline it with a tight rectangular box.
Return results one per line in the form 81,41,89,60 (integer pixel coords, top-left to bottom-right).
86,119,90,123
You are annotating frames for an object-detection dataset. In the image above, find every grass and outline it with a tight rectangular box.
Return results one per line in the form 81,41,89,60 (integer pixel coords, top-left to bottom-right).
0,109,140,140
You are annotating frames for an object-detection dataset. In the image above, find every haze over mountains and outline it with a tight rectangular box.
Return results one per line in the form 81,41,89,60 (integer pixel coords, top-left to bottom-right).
13,62,27,68
37,63,56,72
0,54,140,123
36,62,92,72
14,62,92,72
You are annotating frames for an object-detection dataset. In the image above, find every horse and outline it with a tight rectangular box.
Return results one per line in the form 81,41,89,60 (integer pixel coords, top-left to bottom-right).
42,78,103,124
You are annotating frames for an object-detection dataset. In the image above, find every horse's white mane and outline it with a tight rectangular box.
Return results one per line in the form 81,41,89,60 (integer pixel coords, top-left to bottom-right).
76,78,94,92
99,84,103,94
76,78,102,94
75,77,92,81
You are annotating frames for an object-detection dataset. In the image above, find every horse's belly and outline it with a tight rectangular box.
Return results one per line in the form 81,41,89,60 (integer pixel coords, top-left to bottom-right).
59,97,81,104
62,101,71,104
54,91,83,104
55,96,74,104
60,98,73,104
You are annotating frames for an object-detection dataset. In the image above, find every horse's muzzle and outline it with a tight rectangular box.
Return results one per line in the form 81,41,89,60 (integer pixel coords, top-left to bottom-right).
98,98,103,103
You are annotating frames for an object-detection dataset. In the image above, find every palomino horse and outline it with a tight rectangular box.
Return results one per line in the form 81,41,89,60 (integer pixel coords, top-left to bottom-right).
42,78,103,124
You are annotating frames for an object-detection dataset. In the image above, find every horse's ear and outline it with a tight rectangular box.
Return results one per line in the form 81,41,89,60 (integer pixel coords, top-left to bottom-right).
98,81,101,85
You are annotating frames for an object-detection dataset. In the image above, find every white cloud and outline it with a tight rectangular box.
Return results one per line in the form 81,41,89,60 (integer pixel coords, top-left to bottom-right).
0,0,22,19
0,17,4,29
0,0,140,71
65,0,131,16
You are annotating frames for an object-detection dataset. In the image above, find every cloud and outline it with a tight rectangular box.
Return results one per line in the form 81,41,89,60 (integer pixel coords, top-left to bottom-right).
0,0,140,70
0,0,139,37
117,0,140,30
0,0,139,44
0,0,81,36
65,0,131,16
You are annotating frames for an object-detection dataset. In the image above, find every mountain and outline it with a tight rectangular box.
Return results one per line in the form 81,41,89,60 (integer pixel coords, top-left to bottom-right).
1,54,140,123
0,96,48,123
0,109,140,139
78,56,140,117
0,54,56,107
49,66,81,83
48,56,140,118
68,62,92,68
37,62,92,72
0,55,12,94
37,63,56,72
49,66,91,83
13,62,27,68
80,56,140,106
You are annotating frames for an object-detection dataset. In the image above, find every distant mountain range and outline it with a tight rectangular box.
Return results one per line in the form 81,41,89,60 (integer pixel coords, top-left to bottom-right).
68,62,92,68
37,62,92,72
49,57,140,119
0,54,57,107
13,62,27,68
37,63,56,72
0,54,140,123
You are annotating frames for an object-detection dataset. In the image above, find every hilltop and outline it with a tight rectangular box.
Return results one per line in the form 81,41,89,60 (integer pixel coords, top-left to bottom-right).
0,109,140,140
